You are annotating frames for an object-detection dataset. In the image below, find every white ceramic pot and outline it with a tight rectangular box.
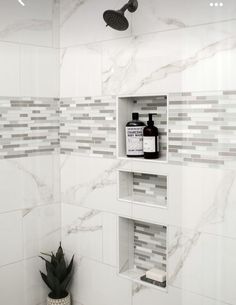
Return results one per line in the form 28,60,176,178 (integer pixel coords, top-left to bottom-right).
47,293,71,305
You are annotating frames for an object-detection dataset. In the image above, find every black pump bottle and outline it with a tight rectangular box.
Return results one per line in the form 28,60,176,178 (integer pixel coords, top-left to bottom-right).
143,114,160,159
126,112,146,157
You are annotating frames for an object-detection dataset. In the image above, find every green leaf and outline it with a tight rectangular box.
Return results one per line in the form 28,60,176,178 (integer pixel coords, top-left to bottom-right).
55,257,67,282
61,275,72,291
40,252,52,257
66,255,74,276
40,272,53,291
45,260,56,276
56,243,64,262
39,256,51,264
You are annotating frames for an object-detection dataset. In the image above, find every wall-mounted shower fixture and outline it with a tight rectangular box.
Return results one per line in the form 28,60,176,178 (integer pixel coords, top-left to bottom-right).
103,0,138,31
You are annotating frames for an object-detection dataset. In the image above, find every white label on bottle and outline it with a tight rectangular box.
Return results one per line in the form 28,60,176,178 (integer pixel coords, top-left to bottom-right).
126,126,144,156
143,137,159,153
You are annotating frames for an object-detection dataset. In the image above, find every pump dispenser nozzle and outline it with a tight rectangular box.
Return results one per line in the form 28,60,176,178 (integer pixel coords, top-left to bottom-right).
147,113,157,126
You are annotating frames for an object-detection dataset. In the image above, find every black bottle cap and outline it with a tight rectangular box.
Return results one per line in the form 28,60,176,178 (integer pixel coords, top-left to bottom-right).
132,112,139,120
147,113,157,126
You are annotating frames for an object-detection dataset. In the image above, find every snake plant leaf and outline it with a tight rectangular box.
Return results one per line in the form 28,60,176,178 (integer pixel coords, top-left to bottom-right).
66,255,74,276
45,260,56,276
40,271,53,291
61,275,72,291
39,243,74,299
56,242,64,262
55,256,67,282
39,256,51,264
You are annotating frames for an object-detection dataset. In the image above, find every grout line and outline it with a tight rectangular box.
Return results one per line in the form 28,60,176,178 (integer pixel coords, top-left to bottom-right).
0,202,60,216
61,202,236,242
0,254,38,270
59,17,236,49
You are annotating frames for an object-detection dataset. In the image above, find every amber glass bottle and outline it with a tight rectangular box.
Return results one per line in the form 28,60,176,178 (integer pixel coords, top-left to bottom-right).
143,114,159,159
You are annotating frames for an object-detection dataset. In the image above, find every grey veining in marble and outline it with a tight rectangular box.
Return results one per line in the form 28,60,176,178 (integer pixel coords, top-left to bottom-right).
66,209,102,234
133,37,236,93
168,171,235,284
9,159,54,204
0,20,51,40
60,0,87,26
62,160,125,205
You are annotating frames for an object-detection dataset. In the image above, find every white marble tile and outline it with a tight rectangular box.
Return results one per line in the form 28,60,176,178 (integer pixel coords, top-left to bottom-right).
102,20,236,95
0,257,49,305
60,45,102,97
0,155,60,213
168,226,236,305
23,204,61,259
132,283,230,305
102,212,117,266
0,42,20,96
62,204,103,262
169,166,236,239
0,211,23,267
60,155,132,216
132,0,236,36
60,0,132,47
0,0,56,47
71,256,132,305
20,45,59,97
23,257,48,305
0,261,24,305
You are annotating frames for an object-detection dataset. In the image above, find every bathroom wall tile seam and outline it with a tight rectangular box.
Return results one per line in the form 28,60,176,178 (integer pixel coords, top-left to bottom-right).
0,255,40,269
60,17,236,49
61,200,236,244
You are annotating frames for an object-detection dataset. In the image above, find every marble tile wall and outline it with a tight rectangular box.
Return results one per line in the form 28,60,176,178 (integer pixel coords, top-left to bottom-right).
1,1,236,305
0,155,61,305
60,1,236,305
0,1,60,305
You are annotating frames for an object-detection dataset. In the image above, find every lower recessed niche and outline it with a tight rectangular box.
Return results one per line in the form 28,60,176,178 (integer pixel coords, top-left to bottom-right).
118,217,168,291
118,170,167,207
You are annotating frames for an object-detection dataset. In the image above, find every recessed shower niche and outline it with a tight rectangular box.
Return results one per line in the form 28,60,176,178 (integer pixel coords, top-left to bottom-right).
118,170,168,208
118,217,168,291
117,95,168,162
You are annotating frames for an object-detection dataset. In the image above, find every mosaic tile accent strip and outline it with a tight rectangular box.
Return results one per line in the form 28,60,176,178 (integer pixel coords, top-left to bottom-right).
169,91,236,168
60,96,116,158
132,96,168,158
133,173,167,207
0,97,59,159
134,221,167,272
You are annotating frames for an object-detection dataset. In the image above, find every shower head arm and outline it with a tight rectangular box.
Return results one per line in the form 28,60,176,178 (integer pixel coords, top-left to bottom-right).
120,0,138,13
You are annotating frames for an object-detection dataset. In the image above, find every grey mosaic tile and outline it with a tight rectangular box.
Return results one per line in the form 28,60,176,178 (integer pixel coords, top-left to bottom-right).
60,96,116,158
0,97,60,159
168,91,236,168
133,173,167,207
134,221,167,272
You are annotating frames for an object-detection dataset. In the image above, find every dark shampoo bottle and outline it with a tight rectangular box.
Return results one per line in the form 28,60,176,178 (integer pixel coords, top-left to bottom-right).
143,114,160,159
126,112,146,157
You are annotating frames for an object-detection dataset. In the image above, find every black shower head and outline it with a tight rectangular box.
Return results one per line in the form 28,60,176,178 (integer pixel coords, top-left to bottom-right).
103,0,138,31
103,9,129,31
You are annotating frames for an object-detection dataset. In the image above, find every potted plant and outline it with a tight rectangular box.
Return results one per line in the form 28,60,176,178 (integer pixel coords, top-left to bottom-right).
39,243,74,305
